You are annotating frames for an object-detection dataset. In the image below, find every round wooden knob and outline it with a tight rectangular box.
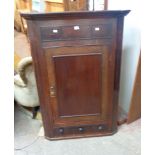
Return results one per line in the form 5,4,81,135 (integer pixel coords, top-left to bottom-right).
59,128,64,133
98,126,104,130
78,127,84,132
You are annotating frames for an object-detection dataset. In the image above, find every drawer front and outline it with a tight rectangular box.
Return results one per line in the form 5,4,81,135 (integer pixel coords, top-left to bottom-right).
40,23,113,42
53,124,108,137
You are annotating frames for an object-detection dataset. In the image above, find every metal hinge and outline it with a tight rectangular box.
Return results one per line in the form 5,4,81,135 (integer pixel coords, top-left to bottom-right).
50,86,56,97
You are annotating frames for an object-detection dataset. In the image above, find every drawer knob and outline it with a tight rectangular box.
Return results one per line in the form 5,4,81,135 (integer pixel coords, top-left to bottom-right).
98,125,104,130
52,29,58,33
78,127,84,132
95,27,100,31
59,128,64,133
74,26,80,30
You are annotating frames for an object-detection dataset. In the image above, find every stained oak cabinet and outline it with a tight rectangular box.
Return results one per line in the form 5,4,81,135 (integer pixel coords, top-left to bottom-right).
21,11,130,140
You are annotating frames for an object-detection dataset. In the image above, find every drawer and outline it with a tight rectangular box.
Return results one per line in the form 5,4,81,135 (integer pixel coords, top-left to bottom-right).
62,25,91,39
91,24,112,38
40,24,113,42
53,124,108,137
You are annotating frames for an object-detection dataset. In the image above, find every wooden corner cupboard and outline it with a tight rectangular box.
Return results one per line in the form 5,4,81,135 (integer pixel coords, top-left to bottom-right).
21,10,130,140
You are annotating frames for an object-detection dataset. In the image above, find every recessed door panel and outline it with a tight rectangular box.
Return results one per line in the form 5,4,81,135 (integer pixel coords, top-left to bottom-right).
53,53,102,117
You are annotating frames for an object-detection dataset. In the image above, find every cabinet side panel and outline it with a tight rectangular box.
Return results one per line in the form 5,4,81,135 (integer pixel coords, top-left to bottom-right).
112,17,124,130
27,20,54,137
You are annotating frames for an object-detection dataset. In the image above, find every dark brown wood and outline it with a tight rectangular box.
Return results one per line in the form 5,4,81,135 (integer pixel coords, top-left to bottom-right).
21,10,130,20
40,23,113,42
111,16,125,131
127,53,141,124
54,54,102,117
21,10,130,140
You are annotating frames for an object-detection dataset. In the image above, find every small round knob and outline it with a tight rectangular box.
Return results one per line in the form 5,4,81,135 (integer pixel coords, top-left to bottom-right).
78,127,84,132
59,128,64,133
98,126,104,130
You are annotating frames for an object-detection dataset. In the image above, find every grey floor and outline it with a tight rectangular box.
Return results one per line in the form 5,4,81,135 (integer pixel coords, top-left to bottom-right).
14,105,141,155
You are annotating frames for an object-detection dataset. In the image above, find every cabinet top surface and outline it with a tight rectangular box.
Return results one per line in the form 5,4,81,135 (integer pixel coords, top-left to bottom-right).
21,10,130,20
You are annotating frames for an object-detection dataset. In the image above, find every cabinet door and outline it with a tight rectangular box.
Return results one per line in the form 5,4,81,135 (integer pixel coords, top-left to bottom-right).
44,45,115,128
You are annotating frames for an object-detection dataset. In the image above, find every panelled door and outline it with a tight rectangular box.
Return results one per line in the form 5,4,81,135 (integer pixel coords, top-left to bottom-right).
44,45,115,129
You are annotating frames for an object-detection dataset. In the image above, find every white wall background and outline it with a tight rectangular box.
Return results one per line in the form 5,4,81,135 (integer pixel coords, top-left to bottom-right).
108,0,141,113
